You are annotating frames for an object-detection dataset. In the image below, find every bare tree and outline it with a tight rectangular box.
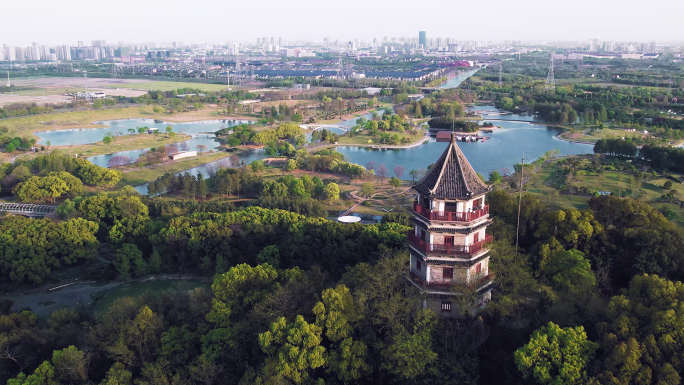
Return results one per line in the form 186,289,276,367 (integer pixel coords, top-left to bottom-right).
107,155,131,168
179,141,190,152
365,161,376,171
197,144,207,154
165,144,179,154
501,167,511,177
229,154,240,167
394,165,405,179
377,163,388,178
205,163,218,178
217,159,230,170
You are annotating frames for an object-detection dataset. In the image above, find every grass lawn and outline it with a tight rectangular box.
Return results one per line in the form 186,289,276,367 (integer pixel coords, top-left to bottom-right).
335,131,424,146
119,151,234,187
523,161,684,226
104,81,231,92
93,279,209,313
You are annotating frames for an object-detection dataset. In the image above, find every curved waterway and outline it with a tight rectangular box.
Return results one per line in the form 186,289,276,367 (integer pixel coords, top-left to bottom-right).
439,68,480,89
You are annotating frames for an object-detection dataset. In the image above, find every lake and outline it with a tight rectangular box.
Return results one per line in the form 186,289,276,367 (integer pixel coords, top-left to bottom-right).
35,118,251,146
336,118,593,178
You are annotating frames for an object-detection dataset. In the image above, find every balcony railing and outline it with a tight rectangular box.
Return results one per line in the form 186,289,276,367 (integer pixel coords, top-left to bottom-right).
413,202,489,223
408,233,493,256
409,270,494,290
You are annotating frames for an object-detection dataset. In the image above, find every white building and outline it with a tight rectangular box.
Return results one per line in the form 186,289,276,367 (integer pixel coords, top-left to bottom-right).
170,151,197,160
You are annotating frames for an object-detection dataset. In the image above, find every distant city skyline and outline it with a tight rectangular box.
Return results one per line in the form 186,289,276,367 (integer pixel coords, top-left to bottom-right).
2,0,683,46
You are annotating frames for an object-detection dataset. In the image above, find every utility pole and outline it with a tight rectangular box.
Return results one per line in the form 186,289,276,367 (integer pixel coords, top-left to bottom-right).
545,54,555,91
84,72,89,100
515,153,525,257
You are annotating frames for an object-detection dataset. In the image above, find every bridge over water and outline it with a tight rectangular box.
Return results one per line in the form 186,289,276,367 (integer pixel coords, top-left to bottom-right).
0,203,57,217
300,124,349,132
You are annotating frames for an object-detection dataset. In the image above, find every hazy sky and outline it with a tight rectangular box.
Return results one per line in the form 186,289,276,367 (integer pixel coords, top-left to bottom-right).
2,0,683,46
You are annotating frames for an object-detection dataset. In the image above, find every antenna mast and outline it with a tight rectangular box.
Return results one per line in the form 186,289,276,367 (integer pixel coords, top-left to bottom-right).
498,62,503,86
515,153,525,256
84,72,89,100
545,54,555,91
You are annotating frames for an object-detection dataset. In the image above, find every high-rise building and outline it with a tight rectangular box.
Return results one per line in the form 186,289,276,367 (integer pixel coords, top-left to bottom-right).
419,31,427,47
77,41,84,48
56,45,71,60
408,133,494,316
257,37,261,46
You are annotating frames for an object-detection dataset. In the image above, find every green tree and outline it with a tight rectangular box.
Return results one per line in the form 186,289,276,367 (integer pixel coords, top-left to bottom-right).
664,180,673,189
514,322,597,385
100,362,132,385
251,160,265,173
285,159,297,172
103,134,113,145
324,182,340,202
259,315,326,384
114,243,144,279
197,173,208,199
52,345,89,384
148,249,162,273
360,183,375,198
389,177,401,188
381,310,438,380
228,136,240,148
256,245,281,267
8,361,58,385
489,170,503,184
165,126,173,134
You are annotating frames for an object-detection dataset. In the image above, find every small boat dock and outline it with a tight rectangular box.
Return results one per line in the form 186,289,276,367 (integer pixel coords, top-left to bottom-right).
433,131,489,143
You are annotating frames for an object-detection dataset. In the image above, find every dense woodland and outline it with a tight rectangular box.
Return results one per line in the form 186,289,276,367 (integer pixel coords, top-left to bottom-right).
1,174,684,384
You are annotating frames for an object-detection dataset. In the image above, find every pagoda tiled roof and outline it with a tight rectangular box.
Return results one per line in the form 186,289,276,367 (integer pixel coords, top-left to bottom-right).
413,133,491,199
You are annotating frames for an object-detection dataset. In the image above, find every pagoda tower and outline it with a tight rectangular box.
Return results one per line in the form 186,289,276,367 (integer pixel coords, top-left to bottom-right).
407,133,494,317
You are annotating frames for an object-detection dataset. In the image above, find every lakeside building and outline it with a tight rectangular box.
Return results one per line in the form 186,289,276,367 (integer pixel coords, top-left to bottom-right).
407,133,494,317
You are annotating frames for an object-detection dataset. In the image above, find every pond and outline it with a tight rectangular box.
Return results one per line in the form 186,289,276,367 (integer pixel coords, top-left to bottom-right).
35,118,251,146
133,148,268,195
335,111,594,177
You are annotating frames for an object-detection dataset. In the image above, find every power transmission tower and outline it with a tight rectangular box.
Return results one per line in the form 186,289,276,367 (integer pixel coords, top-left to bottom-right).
545,54,555,91
498,62,503,86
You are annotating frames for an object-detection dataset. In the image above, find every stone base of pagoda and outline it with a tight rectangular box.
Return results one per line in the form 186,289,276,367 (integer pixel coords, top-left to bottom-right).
405,274,493,317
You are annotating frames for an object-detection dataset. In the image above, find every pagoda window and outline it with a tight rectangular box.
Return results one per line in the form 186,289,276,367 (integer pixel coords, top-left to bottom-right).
443,267,453,279
475,263,482,274
441,301,452,313
473,232,479,243
444,201,457,212
444,236,454,245
416,260,422,272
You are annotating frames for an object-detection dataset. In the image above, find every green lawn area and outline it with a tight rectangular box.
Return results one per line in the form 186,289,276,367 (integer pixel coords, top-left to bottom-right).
523,162,684,226
107,81,231,92
119,151,234,187
335,131,424,146
93,279,209,313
